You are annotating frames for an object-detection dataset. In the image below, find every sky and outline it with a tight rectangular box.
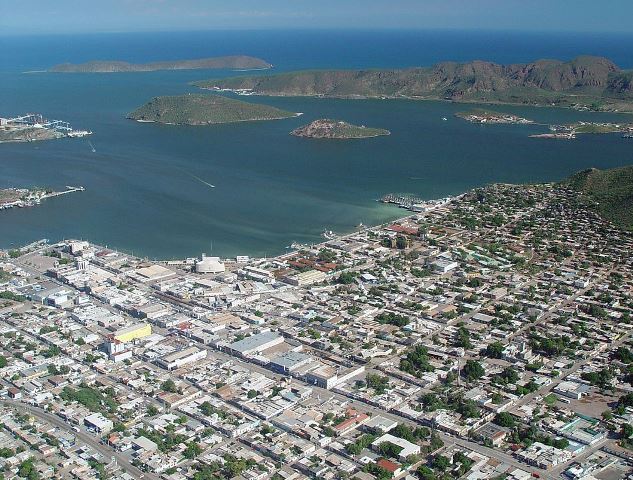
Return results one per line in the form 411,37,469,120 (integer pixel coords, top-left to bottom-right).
1,0,633,35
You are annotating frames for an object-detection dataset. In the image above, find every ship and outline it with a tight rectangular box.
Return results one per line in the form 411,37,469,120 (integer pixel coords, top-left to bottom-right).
67,129,92,138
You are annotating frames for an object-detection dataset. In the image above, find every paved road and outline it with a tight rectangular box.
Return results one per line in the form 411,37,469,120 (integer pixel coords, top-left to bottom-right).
1,400,158,480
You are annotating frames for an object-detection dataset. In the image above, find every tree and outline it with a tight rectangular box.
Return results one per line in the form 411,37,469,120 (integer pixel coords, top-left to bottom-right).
433,455,450,472
161,379,178,393
337,271,357,285
146,404,159,416
462,360,485,381
494,412,516,428
183,442,203,459
0,356,7,368
400,345,434,377
247,389,259,399
485,341,504,359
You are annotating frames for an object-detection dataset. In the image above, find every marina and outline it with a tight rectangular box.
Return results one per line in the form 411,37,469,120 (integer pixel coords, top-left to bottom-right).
0,113,91,144
0,186,85,211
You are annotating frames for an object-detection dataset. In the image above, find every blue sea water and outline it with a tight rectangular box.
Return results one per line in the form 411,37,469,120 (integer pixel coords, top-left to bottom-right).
1,30,632,258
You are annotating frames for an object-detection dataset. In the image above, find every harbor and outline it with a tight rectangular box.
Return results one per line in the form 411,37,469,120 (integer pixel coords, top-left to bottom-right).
0,186,85,211
0,113,91,144
379,193,453,212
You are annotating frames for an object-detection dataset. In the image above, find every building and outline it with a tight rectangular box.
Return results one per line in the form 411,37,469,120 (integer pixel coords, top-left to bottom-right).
515,442,573,469
553,381,590,400
372,433,421,461
477,422,510,447
283,270,328,287
156,346,207,370
269,351,313,374
84,413,113,433
431,258,459,273
195,254,225,274
238,266,275,284
305,365,339,389
227,331,284,357
135,264,176,283
112,323,152,343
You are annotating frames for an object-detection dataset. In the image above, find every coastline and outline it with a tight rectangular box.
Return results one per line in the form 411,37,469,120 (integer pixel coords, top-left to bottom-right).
198,86,633,114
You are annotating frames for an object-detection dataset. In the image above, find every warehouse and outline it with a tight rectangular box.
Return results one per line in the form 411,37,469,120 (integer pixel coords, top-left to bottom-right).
227,331,284,357
269,351,313,374
156,346,207,370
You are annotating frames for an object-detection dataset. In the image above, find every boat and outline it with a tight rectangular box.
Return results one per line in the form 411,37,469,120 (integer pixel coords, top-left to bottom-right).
623,134,633,139
67,129,92,138
442,117,448,121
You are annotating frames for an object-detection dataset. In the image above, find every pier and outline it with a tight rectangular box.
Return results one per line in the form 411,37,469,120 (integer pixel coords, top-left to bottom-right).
0,186,85,211
379,193,425,209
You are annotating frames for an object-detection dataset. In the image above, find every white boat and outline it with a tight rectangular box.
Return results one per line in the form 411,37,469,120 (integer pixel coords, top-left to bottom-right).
67,129,92,138
442,117,448,121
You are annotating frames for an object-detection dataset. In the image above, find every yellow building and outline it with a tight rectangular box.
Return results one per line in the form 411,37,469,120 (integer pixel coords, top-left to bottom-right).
112,323,152,343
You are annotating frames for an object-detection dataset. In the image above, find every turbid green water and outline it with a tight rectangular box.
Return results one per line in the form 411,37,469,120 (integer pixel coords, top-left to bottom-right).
2,30,633,258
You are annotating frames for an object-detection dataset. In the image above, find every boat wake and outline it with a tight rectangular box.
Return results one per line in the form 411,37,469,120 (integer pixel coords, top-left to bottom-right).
180,169,215,189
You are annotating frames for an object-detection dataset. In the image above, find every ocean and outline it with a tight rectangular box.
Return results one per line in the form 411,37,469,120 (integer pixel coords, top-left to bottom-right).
1,29,632,258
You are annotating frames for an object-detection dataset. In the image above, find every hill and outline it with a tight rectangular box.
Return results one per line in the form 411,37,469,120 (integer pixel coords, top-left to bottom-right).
291,119,390,139
127,94,296,125
194,56,633,112
564,165,633,230
50,55,271,73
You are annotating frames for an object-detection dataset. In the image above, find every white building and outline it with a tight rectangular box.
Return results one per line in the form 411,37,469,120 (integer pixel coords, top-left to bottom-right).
195,254,225,274
372,433,421,461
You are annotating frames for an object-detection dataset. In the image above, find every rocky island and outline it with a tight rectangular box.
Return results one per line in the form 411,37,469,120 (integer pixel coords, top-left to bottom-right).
291,119,390,139
127,94,297,125
49,55,271,73
194,56,633,112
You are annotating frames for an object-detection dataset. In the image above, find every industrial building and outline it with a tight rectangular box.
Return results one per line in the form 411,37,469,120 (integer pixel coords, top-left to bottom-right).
227,331,284,357
283,269,328,287
269,351,313,374
156,346,207,370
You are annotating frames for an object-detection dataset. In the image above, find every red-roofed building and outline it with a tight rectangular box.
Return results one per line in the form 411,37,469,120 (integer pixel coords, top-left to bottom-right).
376,459,402,476
386,225,418,236
333,408,369,435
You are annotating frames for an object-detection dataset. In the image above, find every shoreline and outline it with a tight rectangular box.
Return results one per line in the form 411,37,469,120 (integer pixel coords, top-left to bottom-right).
0,192,459,263
199,86,633,114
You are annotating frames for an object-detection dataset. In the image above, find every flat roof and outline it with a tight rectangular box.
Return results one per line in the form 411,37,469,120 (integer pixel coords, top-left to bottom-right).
270,351,312,369
229,331,282,353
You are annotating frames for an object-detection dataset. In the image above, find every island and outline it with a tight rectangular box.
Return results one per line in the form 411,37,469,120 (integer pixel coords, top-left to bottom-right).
194,56,633,112
455,109,533,124
49,55,272,73
290,119,390,139
127,94,297,125
530,121,633,140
